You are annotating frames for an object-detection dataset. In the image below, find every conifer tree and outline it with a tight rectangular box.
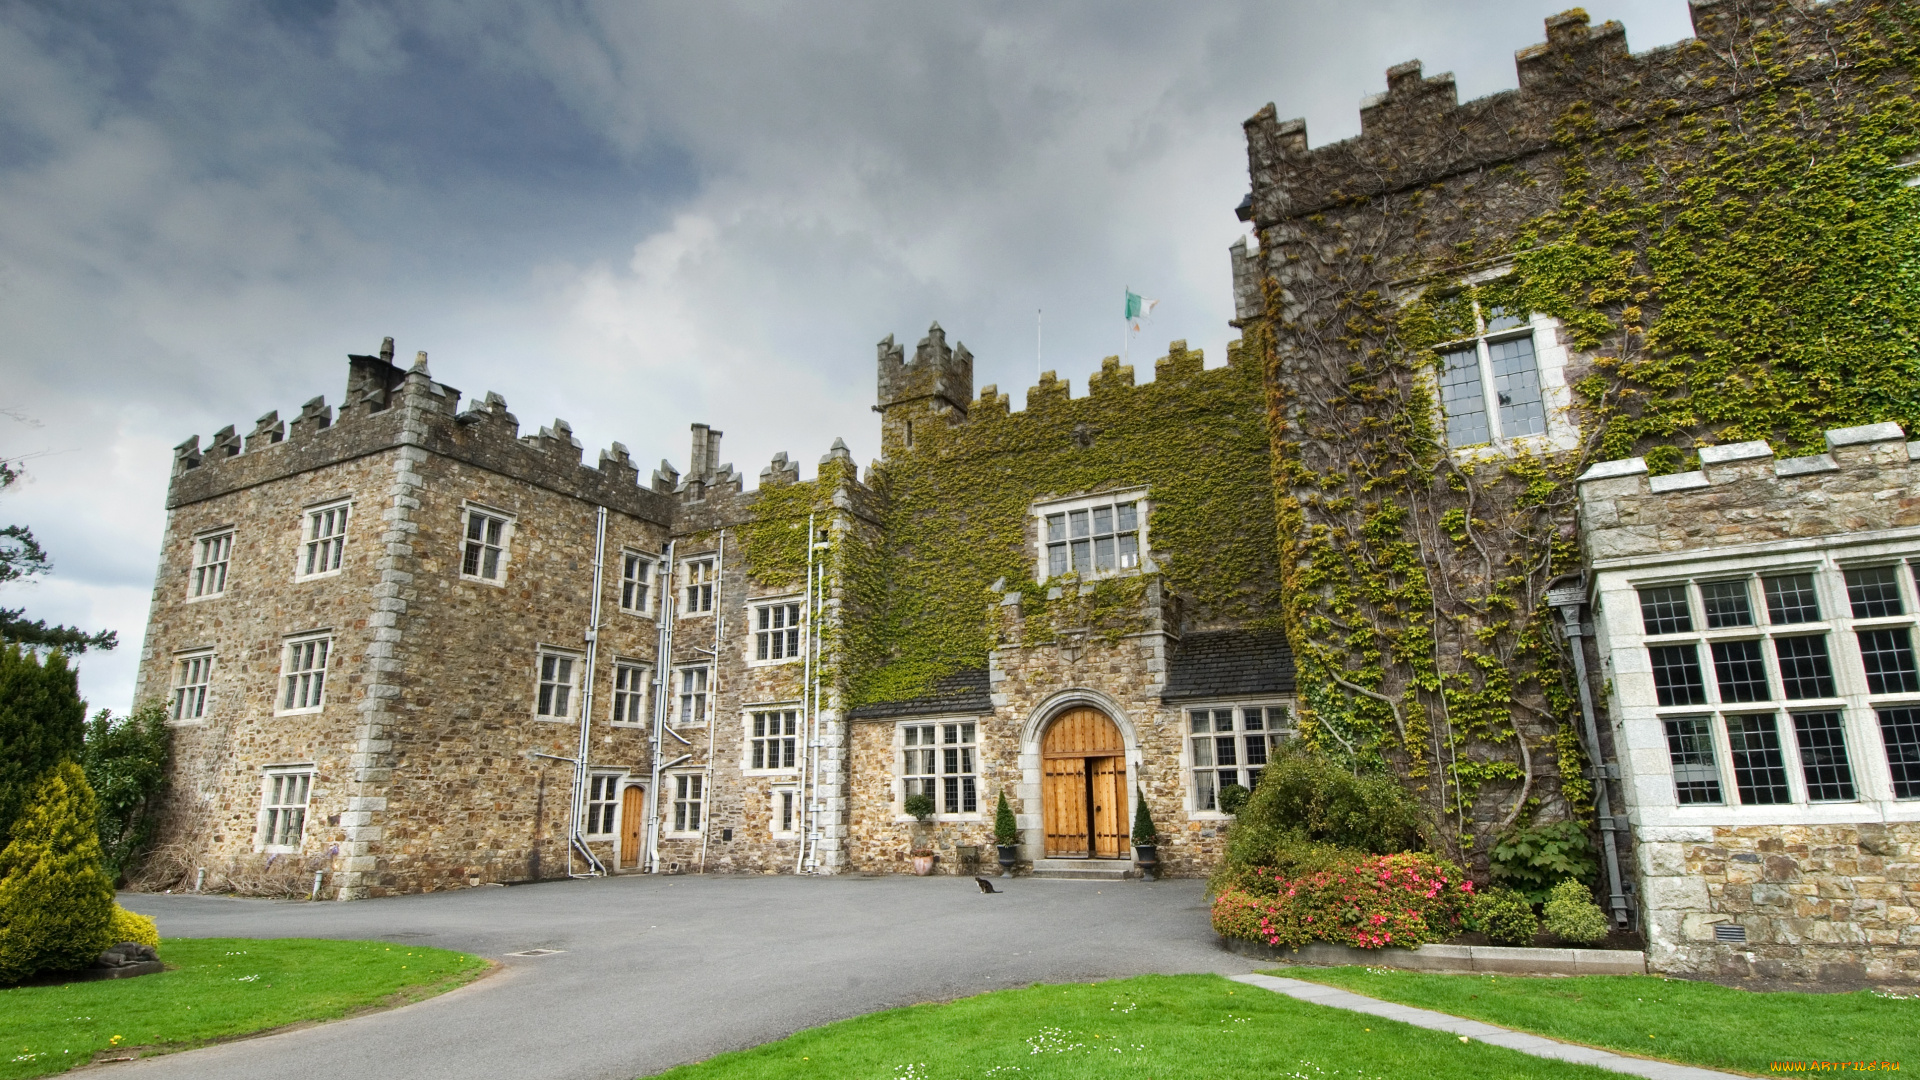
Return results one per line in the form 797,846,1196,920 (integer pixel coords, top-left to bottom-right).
0,761,116,983
0,644,86,848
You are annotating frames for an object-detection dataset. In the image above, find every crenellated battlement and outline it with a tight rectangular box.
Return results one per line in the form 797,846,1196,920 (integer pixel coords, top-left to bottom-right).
1239,0,1854,226
1576,423,1920,563
875,322,974,457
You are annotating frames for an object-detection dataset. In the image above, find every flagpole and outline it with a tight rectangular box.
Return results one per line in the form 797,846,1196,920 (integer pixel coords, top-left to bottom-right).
1123,286,1129,364
1037,308,1043,380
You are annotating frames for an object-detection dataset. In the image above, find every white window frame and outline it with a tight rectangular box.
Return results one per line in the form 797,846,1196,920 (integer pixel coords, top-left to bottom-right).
1032,487,1152,584
460,503,515,585
258,766,314,853
297,499,351,580
749,597,804,665
583,772,624,837
771,786,799,838
610,660,652,726
171,649,214,723
1421,270,1578,460
675,664,711,726
276,633,332,715
620,551,655,616
667,771,706,836
535,647,583,722
682,558,716,614
1184,702,1296,818
745,705,801,773
895,717,981,820
189,528,234,600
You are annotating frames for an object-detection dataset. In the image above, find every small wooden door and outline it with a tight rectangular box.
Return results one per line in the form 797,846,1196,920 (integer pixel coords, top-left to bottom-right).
1041,708,1128,859
620,785,646,868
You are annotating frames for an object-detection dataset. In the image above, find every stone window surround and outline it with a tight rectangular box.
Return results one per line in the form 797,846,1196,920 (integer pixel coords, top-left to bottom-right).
1180,696,1297,820
608,658,652,727
458,501,516,586
666,770,706,836
674,663,712,726
1407,266,1579,462
893,714,985,823
533,644,584,723
770,784,800,838
583,771,625,837
170,647,214,725
746,594,805,667
295,497,352,582
618,549,657,617
1595,524,1920,830
742,700,802,775
257,763,315,854
1030,486,1154,584
187,525,236,602
680,555,718,616
275,630,332,716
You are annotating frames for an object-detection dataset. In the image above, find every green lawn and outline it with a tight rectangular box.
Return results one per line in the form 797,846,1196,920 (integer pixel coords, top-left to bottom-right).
653,973,1621,1079
2,938,489,1079
1274,966,1917,1077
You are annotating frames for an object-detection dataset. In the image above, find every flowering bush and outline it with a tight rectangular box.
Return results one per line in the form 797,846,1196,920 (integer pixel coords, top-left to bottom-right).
1211,852,1473,950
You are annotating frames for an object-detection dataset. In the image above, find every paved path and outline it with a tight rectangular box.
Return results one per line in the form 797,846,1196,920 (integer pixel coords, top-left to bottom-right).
118,874,1254,1080
1231,973,1747,1080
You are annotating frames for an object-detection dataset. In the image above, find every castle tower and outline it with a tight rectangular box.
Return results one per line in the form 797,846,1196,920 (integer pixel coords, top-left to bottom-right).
876,322,973,458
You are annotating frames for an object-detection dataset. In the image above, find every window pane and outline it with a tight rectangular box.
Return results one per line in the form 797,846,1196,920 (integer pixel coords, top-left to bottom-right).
1792,711,1857,801
1776,636,1837,699
1846,565,1905,618
1638,585,1694,635
1194,770,1217,811
1649,644,1707,706
1725,714,1792,805
1094,536,1115,571
1242,708,1265,731
1488,334,1544,438
1192,737,1214,767
1484,305,1527,333
1244,735,1268,767
1117,534,1139,569
1070,539,1090,569
1701,580,1754,629
1662,716,1723,804
1858,627,1920,694
1069,510,1089,538
1710,640,1771,703
1876,706,1920,799
1092,506,1113,535
1189,711,1211,734
1764,574,1821,623
1116,503,1137,532
1438,347,1489,447
1215,736,1237,767
1046,514,1065,543
1048,544,1067,577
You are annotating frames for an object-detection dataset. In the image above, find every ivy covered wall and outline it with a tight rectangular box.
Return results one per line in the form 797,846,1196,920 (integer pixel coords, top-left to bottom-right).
1240,0,1920,861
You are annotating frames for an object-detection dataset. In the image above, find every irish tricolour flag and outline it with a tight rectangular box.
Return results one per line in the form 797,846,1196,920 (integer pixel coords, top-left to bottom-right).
1125,290,1158,329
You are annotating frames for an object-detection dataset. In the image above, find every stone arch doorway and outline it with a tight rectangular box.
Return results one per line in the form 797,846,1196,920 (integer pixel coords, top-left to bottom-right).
1041,708,1129,859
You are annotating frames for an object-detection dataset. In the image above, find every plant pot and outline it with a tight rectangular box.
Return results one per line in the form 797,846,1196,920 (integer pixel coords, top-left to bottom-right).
1133,843,1159,880
911,854,936,876
997,844,1019,874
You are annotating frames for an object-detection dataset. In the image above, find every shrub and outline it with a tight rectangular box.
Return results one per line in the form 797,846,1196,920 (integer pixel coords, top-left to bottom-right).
1209,834,1357,898
0,762,116,982
1211,852,1472,950
108,904,160,948
1543,879,1610,944
1224,746,1426,870
1217,784,1251,815
1490,820,1598,905
993,791,1018,847
1466,886,1538,946
1131,788,1157,845
903,793,934,822
0,645,87,848
82,700,172,880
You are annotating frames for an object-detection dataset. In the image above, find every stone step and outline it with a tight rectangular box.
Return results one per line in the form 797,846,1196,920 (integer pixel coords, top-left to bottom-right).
1028,858,1135,881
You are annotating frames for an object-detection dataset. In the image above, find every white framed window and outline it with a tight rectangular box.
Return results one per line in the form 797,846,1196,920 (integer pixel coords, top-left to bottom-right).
584,773,622,837
669,772,705,834
903,723,938,803
172,651,213,721
259,767,314,852
610,661,651,725
190,530,234,598
772,787,799,837
1188,704,1293,813
752,599,803,663
676,665,710,725
1033,489,1150,583
536,648,582,721
620,552,654,615
899,720,978,815
298,501,350,579
1438,301,1544,449
683,558,716,614
748,708,799,772
461,505,513,584
278,634,331,714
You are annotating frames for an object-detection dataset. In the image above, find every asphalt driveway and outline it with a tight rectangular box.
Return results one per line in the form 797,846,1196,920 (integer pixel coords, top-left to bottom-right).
118,873,1254,1080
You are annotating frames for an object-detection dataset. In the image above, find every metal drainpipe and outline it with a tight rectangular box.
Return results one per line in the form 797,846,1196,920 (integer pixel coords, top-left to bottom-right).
646,540,677,873
795,515,816,875
698,532,725,874
1546,576,1633,930
569,505,610,878
804,527,832,873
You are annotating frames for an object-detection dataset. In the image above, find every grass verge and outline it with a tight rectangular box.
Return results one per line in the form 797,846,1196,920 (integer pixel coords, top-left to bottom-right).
1273,966,1917,1077
2,937,489,1080
653,973,1623,1079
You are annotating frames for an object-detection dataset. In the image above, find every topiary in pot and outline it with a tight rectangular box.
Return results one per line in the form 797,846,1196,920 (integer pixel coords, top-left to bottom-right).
1467,886,1538,947
1543,878,1610,944
993,791,1019,873
903,792,934,823
1131,788,1158,847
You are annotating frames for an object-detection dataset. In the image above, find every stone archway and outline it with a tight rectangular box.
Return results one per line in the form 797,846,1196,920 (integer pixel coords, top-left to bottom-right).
1040,707,1129,859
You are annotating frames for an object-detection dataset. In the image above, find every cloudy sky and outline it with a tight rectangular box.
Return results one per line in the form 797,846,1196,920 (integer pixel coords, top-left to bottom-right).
0,0,1699,713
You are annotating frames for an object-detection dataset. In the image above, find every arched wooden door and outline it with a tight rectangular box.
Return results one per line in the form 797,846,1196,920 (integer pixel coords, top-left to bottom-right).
1041,708,1129,859
619,785,646,868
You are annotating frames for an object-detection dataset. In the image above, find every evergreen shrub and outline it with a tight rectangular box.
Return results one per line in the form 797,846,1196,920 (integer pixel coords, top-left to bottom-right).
1211,852,1472,950
1542,879,1610,944
1131,788,1157,845
0,762,116,982
903,793,934,822
82,700,172,880
993,791,1018,847
1217,783,1251,815
1223,745,1426,870
0,645,86,848
108,904,160,948
1466,886,1539,947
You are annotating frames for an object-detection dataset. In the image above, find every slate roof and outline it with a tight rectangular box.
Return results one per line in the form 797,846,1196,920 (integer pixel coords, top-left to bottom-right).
1161,628,1296,701
846,667,993,720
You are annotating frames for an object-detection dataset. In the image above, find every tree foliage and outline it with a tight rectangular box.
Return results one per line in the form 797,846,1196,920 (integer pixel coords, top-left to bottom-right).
1224,746,1428,871
82,701,172,880
0,453,116,654
0,761,116,982
0,644,86,849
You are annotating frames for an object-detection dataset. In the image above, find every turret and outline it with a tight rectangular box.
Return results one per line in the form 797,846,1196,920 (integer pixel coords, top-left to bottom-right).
876,322,973,458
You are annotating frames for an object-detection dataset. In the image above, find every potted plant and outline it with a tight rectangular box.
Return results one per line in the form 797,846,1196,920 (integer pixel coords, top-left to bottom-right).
993,791,1020,874
910,848,937,875
903,792,934,823
1131,788,1160,879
